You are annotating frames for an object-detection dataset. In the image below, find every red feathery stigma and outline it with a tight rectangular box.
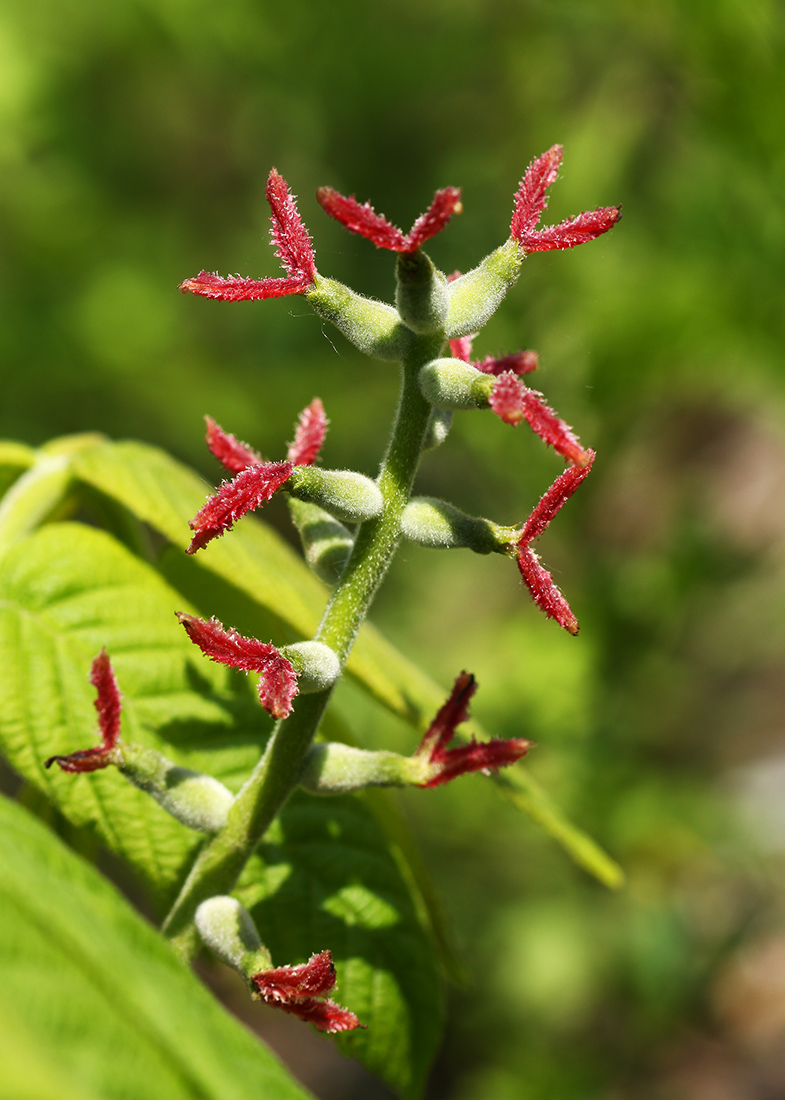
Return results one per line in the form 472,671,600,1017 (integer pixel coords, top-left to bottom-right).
489,372,591,466
266,168,317,284
520,453,595,545
45,650,122,773
511,145,563,242
316,184,461,252
205,416,262,474
475,350,539,377
316,187,407,250
176,613,298,719
251,950,363,1034
254,950,337,1002
187,460,293,553
179,271,312,301
516,546,579,636
513,452,595,635
180,170,315,301
510,144,621,252
405,187,463,251
524,206,622,252
449,335,474,362
414,672,530,788
286,398,329,466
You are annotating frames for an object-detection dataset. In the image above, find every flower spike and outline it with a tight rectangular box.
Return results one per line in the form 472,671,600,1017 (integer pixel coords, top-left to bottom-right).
414,672,531,787
180,169,316,301
489,372,591,467
251,950,363,1033
511,145,621,253
45,650,122,773
316,184,462,253
515,453,595,634
177,613,298,719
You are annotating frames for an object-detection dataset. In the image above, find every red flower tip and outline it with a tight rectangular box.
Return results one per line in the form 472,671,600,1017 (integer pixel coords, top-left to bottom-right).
511,145,621,252
415,672,531,788
475,350,539,377
316,184,462,253
449,336,538,378
177,613,298,719
45,650,122,773
514,452,595,634
266,168,317,284
187,460,293,553
286,398,329,466
179,271,312,301
449,335,474,363
251,950,363,1034
179,170,316,302
489,372,591,467
205,417,262,474
511,144,563,242
516,546,580,635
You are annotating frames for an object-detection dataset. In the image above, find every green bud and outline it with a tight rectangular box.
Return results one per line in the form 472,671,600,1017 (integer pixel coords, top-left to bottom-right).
421,407,453,451
195,896,272,976
300,742,425,794
401,497,503,554
120,744,233,834
395,250,449,335
288,498,353,584
280,641,341,693
445,239,523,339
288,466,383,524
418,358,494,410
307,275,411,361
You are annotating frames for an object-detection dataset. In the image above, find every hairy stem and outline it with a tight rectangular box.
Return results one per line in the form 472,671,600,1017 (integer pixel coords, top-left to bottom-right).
163,333,442,957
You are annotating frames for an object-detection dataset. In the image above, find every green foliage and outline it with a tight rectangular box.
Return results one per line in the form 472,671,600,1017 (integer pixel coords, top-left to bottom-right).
237,792,444,1099
0,794,310,1100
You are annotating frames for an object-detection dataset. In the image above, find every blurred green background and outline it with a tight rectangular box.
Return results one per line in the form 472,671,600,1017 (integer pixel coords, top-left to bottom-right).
2,0,785,1096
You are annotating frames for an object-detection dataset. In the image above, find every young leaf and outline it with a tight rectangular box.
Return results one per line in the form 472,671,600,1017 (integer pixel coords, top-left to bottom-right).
0,795,310,1100
235,790,444,1100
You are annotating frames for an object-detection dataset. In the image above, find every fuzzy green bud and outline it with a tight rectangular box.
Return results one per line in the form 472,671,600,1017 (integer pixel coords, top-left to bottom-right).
300,743,426,794
195,896,272,976
306,276,411,361
288,498,353,584
445,240,523,339
421,407,454,451
288,466,383,524
395,250,449,335
402,497,503,554
120,744,233,834
418,358,494,410
280,641,341,693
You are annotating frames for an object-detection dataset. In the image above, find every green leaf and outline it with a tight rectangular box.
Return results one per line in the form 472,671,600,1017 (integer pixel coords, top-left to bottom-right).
0,795,311,1100
0,439,36,497
236,790,444,1100
70,438,622,886
0,522,270,906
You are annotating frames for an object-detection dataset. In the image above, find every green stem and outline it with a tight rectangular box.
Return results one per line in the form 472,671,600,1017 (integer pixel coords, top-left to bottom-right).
162,334,442,957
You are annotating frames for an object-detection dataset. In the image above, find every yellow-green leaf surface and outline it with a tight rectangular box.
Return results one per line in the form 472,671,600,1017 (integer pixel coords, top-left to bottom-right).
0,795,311,1100
237,791,443,1100
0,523,443,1094
0,522,270,905
70,438,622,885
